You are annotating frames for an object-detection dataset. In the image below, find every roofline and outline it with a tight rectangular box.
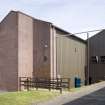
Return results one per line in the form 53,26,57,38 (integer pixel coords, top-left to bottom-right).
52,24,70,34
70,35,86,43
88,29,105,40
12,10,86,43
52,24,86,43
0,11,17,26
0,10,85,43
11,10,52,24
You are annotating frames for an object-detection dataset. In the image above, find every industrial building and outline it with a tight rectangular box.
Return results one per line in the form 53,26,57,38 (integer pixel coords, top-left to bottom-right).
56,35,86,87
89,30,105,83
0,11,86,91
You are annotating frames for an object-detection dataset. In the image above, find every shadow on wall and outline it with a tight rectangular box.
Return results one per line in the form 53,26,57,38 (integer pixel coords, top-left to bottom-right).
63,87,105,105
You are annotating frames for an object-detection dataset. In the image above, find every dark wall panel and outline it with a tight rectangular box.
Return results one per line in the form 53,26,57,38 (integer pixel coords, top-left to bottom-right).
89,30,105,83
33,20,51,78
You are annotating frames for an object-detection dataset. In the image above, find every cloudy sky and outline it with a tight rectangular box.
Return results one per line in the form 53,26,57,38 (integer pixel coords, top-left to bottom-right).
0,0,105,38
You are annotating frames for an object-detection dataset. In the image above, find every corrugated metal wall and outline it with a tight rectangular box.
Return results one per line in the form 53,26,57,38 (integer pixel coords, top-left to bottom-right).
89,30,105,83
56,36,86,87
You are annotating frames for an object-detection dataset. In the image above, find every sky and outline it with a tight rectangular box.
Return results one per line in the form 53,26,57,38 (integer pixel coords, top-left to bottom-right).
0,0,105,39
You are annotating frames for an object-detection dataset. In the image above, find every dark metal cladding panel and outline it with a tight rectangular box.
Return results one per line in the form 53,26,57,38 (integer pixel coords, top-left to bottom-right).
89,30,105,83
33,20,51,78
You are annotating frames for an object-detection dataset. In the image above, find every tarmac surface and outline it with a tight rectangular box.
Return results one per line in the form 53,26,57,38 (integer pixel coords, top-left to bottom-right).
64,87,105,105
36,81,105,105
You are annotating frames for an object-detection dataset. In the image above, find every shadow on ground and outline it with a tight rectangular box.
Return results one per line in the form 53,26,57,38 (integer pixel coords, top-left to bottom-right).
63,87,105,105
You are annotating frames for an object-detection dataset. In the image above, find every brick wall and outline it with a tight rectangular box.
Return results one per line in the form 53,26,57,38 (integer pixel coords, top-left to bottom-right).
0,11,18,91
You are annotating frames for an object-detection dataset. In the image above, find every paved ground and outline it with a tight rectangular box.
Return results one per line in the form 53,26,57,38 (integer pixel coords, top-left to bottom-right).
64,87,105,105
36,81,105,105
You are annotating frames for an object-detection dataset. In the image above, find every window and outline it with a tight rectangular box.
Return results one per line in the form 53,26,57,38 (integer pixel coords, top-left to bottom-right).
43,56,47,62
91,56,98,63
100,56,105,63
